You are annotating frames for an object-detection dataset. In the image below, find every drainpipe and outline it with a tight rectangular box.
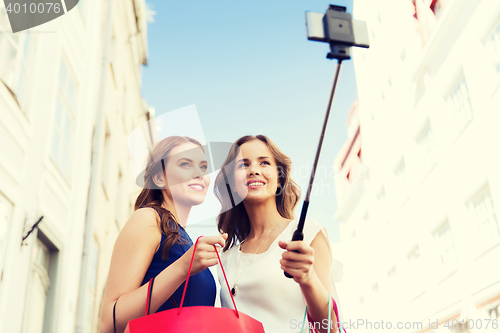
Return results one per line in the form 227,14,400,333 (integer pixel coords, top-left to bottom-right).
75,0,114,331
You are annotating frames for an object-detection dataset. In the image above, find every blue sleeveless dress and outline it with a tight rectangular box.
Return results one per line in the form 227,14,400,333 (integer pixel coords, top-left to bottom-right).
140,210,216,312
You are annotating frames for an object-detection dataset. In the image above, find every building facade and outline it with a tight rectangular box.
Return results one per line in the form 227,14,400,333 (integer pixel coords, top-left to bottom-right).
0,0,149,332
334,0,500,332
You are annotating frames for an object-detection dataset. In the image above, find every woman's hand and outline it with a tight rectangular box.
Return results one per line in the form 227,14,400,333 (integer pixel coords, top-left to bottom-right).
278,240,316,286
180,234,228,276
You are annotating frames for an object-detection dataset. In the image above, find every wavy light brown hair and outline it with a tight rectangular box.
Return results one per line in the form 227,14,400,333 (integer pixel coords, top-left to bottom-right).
134,136,205,260
214,135,301,251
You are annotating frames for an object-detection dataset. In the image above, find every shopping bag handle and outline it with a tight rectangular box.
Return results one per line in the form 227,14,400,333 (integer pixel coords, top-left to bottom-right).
178,236,240,318
145,277,154,316
214,241,240,318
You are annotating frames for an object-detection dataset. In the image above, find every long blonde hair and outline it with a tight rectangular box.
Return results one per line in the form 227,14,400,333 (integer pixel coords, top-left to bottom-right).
214,135,301,251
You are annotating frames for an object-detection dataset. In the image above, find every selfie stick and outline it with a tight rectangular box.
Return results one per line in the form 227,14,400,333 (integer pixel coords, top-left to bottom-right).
284,56,343,279
285,4,369,279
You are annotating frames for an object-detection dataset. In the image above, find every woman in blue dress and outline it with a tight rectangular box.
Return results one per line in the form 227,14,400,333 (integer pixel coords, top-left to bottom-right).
99,136,227,333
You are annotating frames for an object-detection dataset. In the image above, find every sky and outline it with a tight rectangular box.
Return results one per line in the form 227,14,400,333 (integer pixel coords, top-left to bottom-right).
140,0,358,243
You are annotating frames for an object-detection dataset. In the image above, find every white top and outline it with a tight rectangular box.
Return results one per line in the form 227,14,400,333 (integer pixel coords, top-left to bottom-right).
217,218,328,333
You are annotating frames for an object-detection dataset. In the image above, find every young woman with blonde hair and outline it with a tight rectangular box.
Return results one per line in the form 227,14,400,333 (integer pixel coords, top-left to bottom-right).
215,135,342,333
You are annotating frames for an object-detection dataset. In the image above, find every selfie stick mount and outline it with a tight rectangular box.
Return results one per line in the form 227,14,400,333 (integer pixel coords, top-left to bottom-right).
284,5,369,279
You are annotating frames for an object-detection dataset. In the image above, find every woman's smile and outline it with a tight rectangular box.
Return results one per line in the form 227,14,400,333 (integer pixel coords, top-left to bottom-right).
246,180,267,189
188,182,205,191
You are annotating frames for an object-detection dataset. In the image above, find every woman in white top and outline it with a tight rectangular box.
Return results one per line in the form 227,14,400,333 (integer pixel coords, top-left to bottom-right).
214,135,342,333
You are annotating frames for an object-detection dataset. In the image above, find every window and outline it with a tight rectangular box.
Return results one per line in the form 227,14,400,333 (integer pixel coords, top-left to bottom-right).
448,76,473,135
87,238,99,332
388,266,397,279
485,22,500,78
115,169,124,228
407,246,423,291
377,186,386,202
0,6,32,110
400,48,406,62
408,246,420,262
110,31,118,88
467,185,499,249
414,82,425,107
50,58,77,180
433,221,458,271
122,84,128,133
407,247,421,274
489,304,500,320
395,159,407,193
0,195,13,283
15,32,31,109
78,0,86,22
23,238,55,333
411,0,417,19
102,125,112,197
431,0,449,19
363,211,369,224
89,238,99,293
417,124,437,171
395,160,406,180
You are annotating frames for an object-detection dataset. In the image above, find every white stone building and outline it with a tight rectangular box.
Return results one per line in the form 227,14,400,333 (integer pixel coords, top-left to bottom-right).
0,0,149,332
334,0,500,332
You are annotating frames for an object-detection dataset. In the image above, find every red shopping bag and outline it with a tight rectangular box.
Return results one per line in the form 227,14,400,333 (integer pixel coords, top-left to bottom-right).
122,237,264,333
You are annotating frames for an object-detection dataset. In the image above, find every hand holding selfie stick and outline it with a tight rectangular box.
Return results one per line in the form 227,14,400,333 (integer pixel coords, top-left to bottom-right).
284,5,369,279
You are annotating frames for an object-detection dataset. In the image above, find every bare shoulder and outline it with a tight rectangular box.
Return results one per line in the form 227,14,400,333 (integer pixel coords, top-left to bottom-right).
125,207,159,228
310,230,329,250
304,217,323,230
116,208,161,250
303,217,326,246
106,208,162,286
102,208,163,317
307,218,331,258
309,220,334,293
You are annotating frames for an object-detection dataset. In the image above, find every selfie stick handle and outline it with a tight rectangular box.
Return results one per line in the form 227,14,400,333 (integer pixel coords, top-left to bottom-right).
285,58,343,279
